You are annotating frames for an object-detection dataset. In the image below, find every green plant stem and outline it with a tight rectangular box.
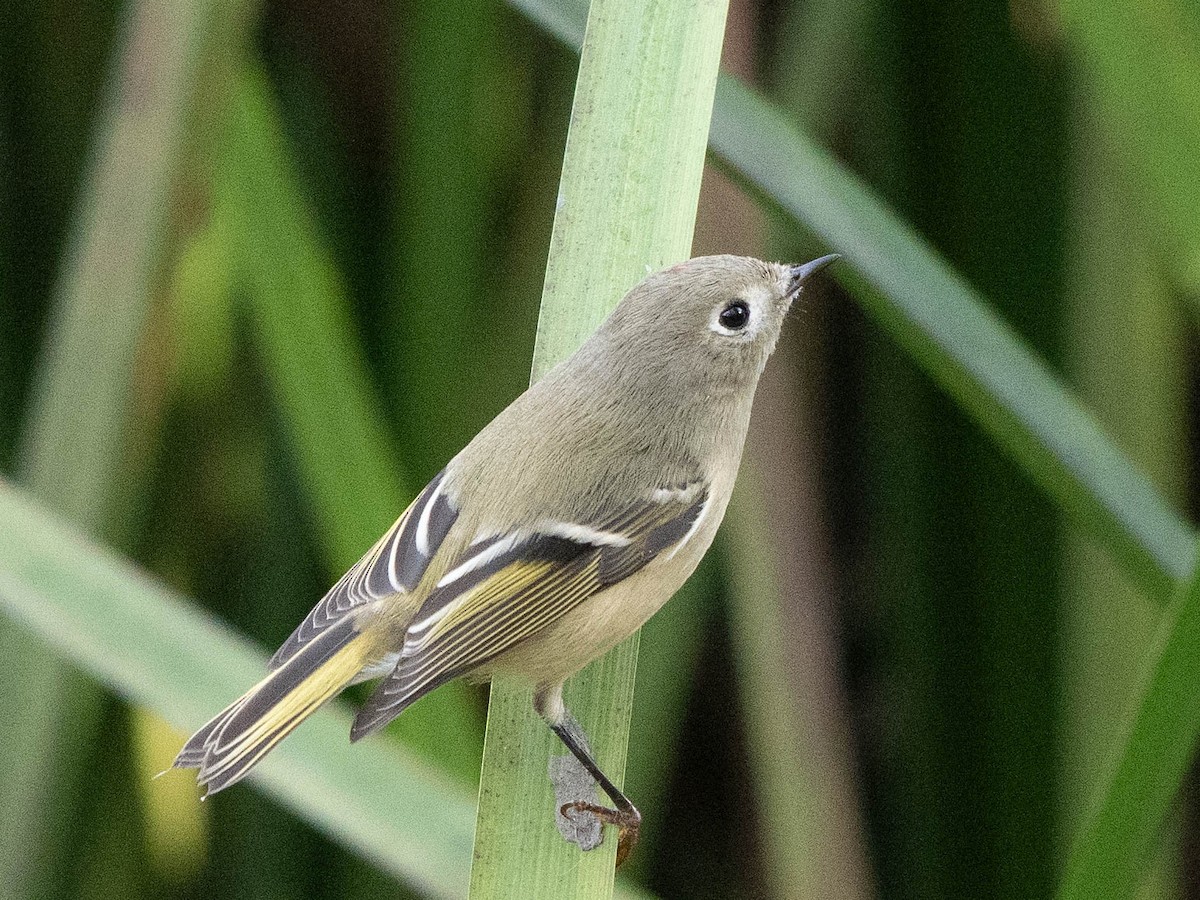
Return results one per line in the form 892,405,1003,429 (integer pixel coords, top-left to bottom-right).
1057,539,1200,900
467,0,728,896
723,480,874,899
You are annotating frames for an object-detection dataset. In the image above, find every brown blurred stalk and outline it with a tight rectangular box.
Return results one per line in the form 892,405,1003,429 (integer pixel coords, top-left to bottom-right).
697,0,874,895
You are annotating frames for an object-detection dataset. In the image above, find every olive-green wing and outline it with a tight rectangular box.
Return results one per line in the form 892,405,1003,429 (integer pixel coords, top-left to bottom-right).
350,483,709,739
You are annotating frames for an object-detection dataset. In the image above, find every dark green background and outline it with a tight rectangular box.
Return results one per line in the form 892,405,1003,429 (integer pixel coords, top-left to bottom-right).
1,0,1193,898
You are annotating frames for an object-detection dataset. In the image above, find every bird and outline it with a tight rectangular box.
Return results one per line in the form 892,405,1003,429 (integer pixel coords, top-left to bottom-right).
174,252,839,865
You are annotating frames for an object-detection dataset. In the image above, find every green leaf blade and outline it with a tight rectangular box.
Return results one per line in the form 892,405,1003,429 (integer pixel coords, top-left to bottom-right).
0,479,477,899
707,76,1194,599
1057,539,1200,899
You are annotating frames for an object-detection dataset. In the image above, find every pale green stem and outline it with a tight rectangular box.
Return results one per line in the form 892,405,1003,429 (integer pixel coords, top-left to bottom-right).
467,0,729,896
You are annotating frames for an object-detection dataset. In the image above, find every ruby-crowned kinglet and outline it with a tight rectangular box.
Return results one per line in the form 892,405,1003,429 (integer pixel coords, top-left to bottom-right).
175,252,838,863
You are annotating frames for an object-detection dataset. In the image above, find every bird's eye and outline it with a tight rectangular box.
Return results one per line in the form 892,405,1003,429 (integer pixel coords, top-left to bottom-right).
718,301,751,331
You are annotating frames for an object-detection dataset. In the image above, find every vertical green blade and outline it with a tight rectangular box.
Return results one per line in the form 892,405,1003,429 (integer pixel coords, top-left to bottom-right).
468,0,728,896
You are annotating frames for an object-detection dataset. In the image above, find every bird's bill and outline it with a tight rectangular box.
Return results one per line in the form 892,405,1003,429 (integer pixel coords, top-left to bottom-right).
787,253,841,295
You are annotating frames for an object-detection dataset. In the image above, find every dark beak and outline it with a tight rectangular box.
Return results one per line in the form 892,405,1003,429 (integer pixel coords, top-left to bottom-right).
787,253,841,296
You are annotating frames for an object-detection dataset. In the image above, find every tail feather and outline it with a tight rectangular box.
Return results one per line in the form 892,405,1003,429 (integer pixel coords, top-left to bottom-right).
173,695,248,768
174,616,372,795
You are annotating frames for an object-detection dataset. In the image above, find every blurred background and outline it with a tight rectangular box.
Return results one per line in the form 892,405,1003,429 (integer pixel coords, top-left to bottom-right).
1,0,1197,897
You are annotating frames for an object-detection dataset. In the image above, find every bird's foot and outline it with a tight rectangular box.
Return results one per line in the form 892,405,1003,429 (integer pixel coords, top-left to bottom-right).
559,800,641,868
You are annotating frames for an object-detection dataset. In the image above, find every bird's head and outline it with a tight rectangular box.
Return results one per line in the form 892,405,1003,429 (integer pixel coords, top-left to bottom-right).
593,253,839,396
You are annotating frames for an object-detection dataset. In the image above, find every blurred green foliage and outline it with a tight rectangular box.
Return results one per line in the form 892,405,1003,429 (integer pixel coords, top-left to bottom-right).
1,0,1198,898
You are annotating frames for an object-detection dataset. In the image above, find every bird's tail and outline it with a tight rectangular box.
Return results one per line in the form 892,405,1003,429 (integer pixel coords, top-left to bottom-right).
173,615,374,795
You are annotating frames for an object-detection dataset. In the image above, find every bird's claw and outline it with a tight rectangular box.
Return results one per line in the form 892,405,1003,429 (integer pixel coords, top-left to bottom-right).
559,800,641,868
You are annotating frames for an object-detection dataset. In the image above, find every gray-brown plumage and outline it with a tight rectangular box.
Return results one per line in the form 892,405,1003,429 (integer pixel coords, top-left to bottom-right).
174,252,838,863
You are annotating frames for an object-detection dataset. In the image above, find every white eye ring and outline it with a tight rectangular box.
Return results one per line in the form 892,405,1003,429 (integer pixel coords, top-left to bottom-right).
709,285,770,337
711,299,754,336
715,301,751,333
